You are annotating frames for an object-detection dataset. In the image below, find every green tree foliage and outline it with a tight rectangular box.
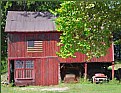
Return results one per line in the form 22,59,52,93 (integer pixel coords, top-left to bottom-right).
1,1,12,59
1,1,12,73
54,1,121,60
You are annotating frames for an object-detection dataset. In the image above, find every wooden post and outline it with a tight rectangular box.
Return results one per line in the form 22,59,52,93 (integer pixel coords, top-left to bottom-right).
84,62,87,79
58,63,61,83
8,59,10,83
112,61,114,79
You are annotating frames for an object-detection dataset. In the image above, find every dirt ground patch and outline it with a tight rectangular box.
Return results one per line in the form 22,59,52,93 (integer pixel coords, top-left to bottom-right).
41,87,69,92
17,87,69,92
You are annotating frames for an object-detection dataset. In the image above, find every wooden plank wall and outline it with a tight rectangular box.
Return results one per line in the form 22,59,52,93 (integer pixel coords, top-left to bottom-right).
8,32,113,62
8,32,114,86
59,45,113,63
13,58,58,86
35,58,58,86
8,32,60,58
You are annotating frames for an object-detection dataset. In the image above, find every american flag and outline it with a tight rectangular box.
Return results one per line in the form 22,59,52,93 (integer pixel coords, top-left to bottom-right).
27,41,43,52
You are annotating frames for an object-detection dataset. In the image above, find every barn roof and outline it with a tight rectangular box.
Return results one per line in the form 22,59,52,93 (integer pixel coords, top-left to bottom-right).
5,11,57,32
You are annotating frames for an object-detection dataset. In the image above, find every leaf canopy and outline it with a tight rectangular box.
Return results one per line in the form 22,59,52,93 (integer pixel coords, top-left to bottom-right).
54,1,121,59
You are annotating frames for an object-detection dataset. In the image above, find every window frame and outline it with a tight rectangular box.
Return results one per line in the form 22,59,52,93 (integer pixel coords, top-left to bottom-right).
15,60,34,79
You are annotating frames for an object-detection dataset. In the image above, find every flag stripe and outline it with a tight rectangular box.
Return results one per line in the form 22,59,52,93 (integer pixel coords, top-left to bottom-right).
27,47,42,49
34,43,42,44
34,41,43,43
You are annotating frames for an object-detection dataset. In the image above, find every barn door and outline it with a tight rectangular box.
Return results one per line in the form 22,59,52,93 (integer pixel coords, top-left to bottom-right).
45,58,58,86
35,58,58,86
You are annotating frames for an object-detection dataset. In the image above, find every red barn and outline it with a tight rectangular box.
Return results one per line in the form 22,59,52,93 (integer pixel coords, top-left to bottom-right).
5,11,115,86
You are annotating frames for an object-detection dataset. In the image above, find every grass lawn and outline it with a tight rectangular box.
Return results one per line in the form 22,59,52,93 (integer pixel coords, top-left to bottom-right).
1,83,121,93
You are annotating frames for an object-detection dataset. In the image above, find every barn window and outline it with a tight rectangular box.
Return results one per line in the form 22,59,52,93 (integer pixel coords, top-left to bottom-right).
15,60,24,68
25,60,34,68
27,40,43,52
15,60,34,79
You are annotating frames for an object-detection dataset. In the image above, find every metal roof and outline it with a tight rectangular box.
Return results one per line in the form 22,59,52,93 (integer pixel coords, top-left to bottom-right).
5,11,57,32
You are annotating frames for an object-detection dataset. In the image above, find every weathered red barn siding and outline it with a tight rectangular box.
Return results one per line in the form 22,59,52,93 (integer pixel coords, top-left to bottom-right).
35,58,58,86
13,58,58,86
8,32,113,63
7,32,114,86
8,32,60,86
8,32,60,58
15,79,35,86
59,44,114,63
